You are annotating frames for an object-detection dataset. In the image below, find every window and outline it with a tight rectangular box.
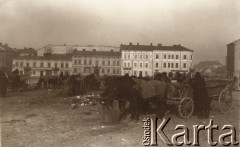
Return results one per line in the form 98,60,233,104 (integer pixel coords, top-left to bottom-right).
26,63,29,67
176,63,179,68
117,69,120,74
117,61,119,66
168,63,170,68
183,63,187,68
108,60,110,66
156,54,159,59
107,69,110,74
32,71,36,75
102,60,105,65
61,63,64,68
74,60,77,65
48,62,51,68
172,55,174,59
40,62,44,68
95,60,99,66
145,62,148,68
20,62,23,67
171,63,174,68
74,68,77,72
168,55,171,59
134,71,137,76
140,55,142,59
54,63,58,68
128,54,130,59
145,71,148,76
102,68,105,74
113,61,116,66
146,55,148,59
164,55,166,59
176,55,179,59
65,63,69,68
113,69,116,74
135,54,137,59
15,62,19,66
183,55,187,60
84,59,87,65
89,60,92,65
134,62,137,67
163,63,166,68
124,62,127,67
33,62,36,67
124,54,127,59
140,63,143,68
78,60,81,64
156,62,158,68
127,62,130,67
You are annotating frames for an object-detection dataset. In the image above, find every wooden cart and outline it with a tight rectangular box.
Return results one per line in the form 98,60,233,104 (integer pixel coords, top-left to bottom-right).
166,80,233,119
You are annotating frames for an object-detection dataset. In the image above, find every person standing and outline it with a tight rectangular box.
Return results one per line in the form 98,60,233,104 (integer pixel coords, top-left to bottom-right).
192,72,210,118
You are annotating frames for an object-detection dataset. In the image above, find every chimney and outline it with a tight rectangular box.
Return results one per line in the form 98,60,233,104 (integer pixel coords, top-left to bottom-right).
24,47,27,49
129,42,132,45
0,42,2,45
150,43,153,46
64,44,66,46
5,43,8,47
158,43,162,46
137,43,139,45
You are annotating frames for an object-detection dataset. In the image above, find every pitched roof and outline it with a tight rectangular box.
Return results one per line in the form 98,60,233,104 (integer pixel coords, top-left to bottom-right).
227,39,240,46
13,54,72,61
72,50,121,58
120,44,193,52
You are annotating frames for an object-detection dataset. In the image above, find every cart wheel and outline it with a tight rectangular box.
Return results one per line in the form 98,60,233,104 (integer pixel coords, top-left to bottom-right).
178,97,194,118
218,88,232,113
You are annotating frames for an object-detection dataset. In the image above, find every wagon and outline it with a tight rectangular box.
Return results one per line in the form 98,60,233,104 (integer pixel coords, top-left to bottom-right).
167,79,233,119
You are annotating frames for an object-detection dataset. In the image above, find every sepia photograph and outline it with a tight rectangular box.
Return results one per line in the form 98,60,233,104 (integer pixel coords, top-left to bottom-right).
0,0,239,146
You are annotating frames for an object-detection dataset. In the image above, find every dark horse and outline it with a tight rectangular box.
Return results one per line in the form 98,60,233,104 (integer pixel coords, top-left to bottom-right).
101,75,168,121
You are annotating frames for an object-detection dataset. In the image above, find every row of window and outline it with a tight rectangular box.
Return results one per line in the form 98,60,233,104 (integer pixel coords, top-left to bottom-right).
73,68,120,74
15,61,70,68
74,59,120,66
123,53,192,60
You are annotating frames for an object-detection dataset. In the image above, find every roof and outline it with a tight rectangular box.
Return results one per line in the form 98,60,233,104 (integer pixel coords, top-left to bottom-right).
13,54,72,61
120,44,193,52
0,43,13,52
227,39,240,46
72,50,121,58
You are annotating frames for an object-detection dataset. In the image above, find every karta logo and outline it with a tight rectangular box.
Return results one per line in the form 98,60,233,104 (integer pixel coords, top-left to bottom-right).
142,118,239,146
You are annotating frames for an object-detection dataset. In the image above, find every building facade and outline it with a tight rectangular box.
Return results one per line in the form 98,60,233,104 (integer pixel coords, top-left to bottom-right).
72,50,121,76
227,39,240,78
121,43,193,77
12,55,73,77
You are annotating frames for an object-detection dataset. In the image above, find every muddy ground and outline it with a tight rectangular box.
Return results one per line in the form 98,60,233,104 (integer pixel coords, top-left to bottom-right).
1,89,239,147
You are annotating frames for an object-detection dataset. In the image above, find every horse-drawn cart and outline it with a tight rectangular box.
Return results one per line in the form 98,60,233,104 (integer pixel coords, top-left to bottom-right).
167,79,233,119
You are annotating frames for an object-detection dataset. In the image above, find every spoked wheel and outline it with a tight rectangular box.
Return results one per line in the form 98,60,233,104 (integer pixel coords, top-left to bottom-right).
178,97,194,118
218,88,232,113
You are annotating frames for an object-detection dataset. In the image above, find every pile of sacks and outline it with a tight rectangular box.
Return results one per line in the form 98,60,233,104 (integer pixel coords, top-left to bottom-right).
70,93,101,108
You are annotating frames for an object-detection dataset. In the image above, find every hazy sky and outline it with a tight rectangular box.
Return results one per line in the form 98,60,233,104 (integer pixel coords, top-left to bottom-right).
0,0,239,64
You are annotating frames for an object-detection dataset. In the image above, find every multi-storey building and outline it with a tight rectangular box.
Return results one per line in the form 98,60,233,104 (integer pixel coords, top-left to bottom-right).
72,50,121,76
121,43,193,77
12,54,73,77
227,39,240,78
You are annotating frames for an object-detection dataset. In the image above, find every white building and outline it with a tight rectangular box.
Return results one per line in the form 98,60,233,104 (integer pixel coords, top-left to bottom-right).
72,50,121,76
227,39,240,78
12,54,73,77
37,44,120,56
121,43,193,77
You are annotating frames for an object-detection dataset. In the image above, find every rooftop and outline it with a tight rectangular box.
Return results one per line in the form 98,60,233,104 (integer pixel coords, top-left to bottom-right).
120,43,193,52
72,50,121,58
13,54,72,61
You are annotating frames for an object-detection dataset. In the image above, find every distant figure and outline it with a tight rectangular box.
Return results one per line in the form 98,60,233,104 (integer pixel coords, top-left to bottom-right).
191,72,210,118
0,71,9,97
11,69,20,92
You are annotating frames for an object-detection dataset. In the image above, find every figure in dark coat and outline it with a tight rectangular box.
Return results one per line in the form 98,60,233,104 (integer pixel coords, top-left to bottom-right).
192,72,210,118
